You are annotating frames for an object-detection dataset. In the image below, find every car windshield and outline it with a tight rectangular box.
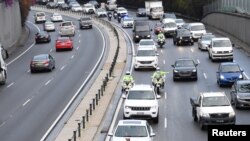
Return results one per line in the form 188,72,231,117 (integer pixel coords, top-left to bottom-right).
127,90,155,100
37,31,47,36
164,22,176,28
165,14,176,19
191,25,205,31
37,13,45,17
136,26,150,32
115,125,148,137
202,35,214,41
213,40,231,47
81,18,91,21
175,19,184,23
238,83,250,93
45,22,53,25
53,13,60,16
33,55,47,61
175,60,194,67
140,41,154,46
137,50,155,57
123,18,133,21
221,65,240,72
178,29,190,35
202,96,230,107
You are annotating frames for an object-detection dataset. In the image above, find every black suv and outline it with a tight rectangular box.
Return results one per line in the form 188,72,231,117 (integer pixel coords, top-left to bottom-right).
171,58,198,81
133,20,151,43
230,80,250,109
79,17,92,29
173,28,193,46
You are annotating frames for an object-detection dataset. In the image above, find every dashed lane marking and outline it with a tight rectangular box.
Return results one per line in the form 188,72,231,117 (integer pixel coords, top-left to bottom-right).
23,99,31,106
197,59,200,64
165,92,167,100
203,73,207,79
45,79,52,86
165,118,167,128
60,66,65,71
163,60,165,64
7,82,14,88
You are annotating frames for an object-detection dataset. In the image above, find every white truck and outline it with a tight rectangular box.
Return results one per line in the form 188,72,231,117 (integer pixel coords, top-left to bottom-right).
190,92,236,130
106,0,117,11
0,44,8,85
145,1,164,19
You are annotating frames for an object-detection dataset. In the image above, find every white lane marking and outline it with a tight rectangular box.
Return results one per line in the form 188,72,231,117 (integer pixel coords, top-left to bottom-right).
243,72,249,79
60,66,65,71
79,34,81,37
191,48,194,52
161,49,163,54
203,73,207,79
45,79,52,86
27,21,40,32
163,60,165,64
27,70,30,73
50,49,53,52
165,118,167,128
71,55,75,59
23,99,31,106
79,40,80,43
7,82,14,88
197,59,200,64
165,92,167,100
0,122,6,128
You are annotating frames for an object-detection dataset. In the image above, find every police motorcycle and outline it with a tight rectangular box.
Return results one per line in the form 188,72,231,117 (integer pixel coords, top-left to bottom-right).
108,12,112,21
152,73,165,94
157,35,165,48
121,80,133,94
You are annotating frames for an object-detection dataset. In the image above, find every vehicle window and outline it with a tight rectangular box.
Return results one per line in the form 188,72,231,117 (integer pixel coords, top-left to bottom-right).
202,35,214,41
127,90,155,100
81,18,91,21
175,19,184,23
137,50,156,57
136,25,150,31
140,41,154,46
123,18,133,21
213,40,231,47
177,29,190,35
221,65,240,72
202,96,230,107
175,60,194,67
33,55,47,61
190,25,205,31
115,125,148,137
165,14,176,19
37,13,45,17
164,22,176,28
62,22,72,26
238,83,250,93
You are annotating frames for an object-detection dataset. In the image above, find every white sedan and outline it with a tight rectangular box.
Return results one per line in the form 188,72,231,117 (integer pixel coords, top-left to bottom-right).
121,17,134,28
51,13,63,22
43,21,55,31
95,8,107,17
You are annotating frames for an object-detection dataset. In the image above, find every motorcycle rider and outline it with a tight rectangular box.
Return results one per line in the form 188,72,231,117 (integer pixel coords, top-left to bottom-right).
157,30,166,47
152,67,168,88
108,11,112,21
117,15,121,23
122,71,134,92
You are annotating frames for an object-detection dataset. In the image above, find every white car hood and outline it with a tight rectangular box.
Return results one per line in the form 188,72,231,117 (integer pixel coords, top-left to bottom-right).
124,99,158,107
212,47,232,52
135,56,157,61
112,137,152,141
202,106,234,114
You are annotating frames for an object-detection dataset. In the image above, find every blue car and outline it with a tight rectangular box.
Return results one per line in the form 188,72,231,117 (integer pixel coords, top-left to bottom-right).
217,62,244,87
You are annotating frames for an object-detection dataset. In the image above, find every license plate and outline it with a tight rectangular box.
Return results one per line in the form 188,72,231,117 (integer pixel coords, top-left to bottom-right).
137,112,144,115
216,120,224,123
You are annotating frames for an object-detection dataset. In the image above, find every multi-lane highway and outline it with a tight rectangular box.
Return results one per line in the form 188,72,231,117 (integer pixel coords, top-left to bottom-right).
106,10,250,141
0,11,106,141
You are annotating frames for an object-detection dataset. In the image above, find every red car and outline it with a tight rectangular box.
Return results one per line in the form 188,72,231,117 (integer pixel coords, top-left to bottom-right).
154,22,163,35
55,37,73,51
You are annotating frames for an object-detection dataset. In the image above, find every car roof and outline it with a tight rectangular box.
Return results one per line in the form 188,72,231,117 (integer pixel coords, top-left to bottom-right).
189,22,204,26
211,37,230,41
130,84,153,91
201,92,226,97
117,120,147,126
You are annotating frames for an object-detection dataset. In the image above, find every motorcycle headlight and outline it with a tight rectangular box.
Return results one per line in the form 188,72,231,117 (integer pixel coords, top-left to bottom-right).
239,74,243,79
179,36,182,39
147,35,151,38
220,75,225,79
174,69,178,73
192,69,197,72
136,35,139,38
229,112,235,117
201,112,210,118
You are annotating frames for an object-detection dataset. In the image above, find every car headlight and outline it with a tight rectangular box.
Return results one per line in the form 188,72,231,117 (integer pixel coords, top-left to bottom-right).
125,106,130,109
135,35,139,38
147,35,151,38
192,69,197,72
229,50,233,53
174,69,178,73
212,50,216,53
220,75,225,79
239,74,243,79
236,95,240,99
201,112,210,117
229,112,235,117
179,36,182,39
151,105,157,109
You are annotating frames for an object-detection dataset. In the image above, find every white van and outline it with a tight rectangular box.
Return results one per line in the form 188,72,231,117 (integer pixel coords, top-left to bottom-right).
186,22,206,41
162,18,177,37
0,44,8,85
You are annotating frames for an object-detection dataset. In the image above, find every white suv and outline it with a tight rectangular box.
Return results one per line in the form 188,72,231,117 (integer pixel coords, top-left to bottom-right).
34,12,46,24
109,120,155,141
186,22,206,41
208,37,234,62
134,46,158,70
123,84,160,123
59,21,75,37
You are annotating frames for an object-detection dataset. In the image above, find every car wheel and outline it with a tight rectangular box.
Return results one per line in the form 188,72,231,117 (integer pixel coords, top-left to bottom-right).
30,69,35,73
199,119,205,130
153,114,159,123
235,100,240,109
173,40,176,45
191,42,194,46
194,76,198,81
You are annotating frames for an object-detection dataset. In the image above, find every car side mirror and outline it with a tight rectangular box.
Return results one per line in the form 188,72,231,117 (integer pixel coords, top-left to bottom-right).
195,64,198,67
156,95,161,99
171,64,174,68
208,45,211,48
150,132,156,137
132,29,135,32
2,48,9,60
151,29,153,31
108,132,113,136
122,94,126,99
190,97,199,107
232,43,235,47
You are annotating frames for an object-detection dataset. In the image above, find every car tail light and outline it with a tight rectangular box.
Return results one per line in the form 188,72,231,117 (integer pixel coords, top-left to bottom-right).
44,60,49,65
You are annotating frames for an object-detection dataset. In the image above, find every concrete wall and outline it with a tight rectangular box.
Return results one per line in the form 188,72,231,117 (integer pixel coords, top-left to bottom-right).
202,12,250,48
0,1,22,50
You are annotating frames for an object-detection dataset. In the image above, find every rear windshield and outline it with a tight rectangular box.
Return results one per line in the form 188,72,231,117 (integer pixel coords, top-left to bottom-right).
37,13,45,17
62,22,73,26
115,125,148,137
33,55,47,61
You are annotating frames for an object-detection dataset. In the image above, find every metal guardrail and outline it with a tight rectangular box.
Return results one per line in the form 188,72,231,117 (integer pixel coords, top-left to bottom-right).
31,5,120,141
203,0,250,16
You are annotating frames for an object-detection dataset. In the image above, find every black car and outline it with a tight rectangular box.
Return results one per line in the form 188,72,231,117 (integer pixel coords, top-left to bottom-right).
230,80,250,109
30,54,55,73
35,31,51,43
133,20,152,43
46,2,58,9
59,3,70,10
173,28,193,46
136,8,146,17
171,58,198,81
